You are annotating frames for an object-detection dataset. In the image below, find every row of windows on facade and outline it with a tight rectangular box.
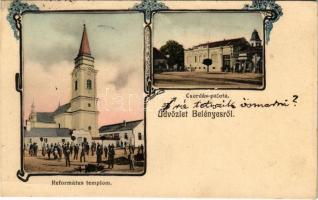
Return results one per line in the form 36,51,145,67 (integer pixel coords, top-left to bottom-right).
189,54,231,64
75,80,92,90
107,132,143,140
189,54,216,64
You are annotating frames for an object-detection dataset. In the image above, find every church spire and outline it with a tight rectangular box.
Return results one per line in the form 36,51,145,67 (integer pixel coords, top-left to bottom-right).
31,98,35,113
78,24,91,57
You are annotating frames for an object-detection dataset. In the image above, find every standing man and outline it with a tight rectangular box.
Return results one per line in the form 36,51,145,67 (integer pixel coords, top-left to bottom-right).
70,143,74,156
140,144,144,155
103,145,108,159
96,143,102,164
47,144,52,160
128,151,134,170
73,144,79,160
80,143,86,163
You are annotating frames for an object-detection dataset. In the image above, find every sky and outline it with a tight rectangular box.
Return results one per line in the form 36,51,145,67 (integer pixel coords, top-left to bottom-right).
23,13,144,127
153,12,264,49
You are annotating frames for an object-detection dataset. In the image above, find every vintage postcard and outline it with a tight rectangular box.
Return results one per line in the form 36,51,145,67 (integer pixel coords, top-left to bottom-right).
0,0,317,198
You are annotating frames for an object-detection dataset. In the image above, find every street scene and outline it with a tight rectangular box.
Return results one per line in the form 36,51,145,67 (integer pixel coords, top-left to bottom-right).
153,12,264,89
22,14,145,174
24,142,144,173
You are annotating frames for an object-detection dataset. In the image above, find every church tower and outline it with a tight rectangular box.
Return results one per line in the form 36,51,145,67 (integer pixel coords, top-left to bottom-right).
250,29,262,47
70,25,98,137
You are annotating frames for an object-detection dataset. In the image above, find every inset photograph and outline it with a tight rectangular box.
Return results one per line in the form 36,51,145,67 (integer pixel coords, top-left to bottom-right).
153,12,264,89
22,13,145,175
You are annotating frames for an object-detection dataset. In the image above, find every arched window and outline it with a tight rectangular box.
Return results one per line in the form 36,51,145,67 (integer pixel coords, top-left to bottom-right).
75,80,78,91
88,126,91,131
87,80,92,90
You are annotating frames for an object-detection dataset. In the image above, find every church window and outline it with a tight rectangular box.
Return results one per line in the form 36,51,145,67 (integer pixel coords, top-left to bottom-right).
58,123,61,128
87,80,92,90
75,80,78,91
138,133,142,140
124,133,128,139
88,126,91,131
195,56,197,63
88,103,91,107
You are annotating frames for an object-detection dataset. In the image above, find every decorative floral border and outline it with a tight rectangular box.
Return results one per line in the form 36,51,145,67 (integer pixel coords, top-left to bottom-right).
132,0,168,23
7,0,39,40
8,0,283,181
244,0,283,43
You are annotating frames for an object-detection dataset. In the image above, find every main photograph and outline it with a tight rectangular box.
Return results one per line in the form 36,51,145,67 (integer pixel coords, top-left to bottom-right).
22,13,145,174
153,12,265,89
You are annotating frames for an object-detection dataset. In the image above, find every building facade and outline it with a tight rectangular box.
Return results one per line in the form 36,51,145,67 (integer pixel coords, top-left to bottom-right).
99,120,144,148
184,30,263,73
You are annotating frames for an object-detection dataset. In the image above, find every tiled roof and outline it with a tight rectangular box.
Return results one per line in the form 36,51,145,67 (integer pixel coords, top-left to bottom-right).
188,37,250,50
99,120,143,133
35,103,70,123
78,24,91,56
36,112,55,123
54,103,71,116
25,128,71,137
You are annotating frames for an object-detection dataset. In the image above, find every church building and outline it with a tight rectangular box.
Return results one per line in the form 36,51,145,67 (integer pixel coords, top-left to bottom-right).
184,30,263,73
25,25,99,144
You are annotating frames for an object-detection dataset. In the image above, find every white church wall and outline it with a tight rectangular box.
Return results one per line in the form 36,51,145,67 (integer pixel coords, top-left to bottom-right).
54,113,72,129
32,122,58,129
72,111,98,136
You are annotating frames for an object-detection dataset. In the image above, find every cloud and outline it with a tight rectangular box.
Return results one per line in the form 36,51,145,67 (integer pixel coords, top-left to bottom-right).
154,12,264,49
23,13,144,69
22,13,145,125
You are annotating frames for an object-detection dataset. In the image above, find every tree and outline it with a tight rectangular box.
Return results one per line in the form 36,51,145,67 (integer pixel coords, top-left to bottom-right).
203,58,212,73
160,40,184,71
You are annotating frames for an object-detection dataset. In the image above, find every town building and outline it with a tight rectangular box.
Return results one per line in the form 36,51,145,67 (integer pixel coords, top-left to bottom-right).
184,30,263,73
99,120,144,148
24,128,73,146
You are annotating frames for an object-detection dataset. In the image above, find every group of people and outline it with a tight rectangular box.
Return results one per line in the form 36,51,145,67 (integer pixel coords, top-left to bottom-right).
26,141,144,170
28,143,38,156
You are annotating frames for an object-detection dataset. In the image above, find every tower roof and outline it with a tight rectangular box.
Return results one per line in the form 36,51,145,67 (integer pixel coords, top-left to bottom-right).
251,29,261,41
78,24,91,56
